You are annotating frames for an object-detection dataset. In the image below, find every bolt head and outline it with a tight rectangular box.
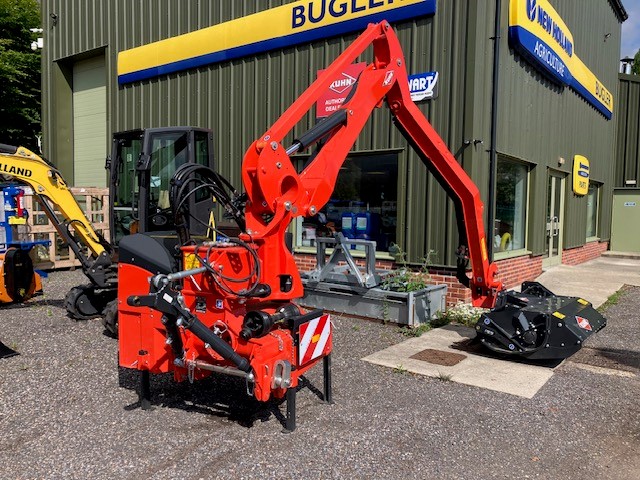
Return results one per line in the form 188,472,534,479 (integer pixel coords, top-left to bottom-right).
270,141,278,150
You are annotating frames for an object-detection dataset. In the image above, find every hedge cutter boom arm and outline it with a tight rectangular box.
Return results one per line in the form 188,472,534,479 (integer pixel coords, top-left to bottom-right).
241,21,502,307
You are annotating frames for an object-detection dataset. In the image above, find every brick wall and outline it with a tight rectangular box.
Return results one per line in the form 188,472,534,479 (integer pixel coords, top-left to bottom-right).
561,241,609,265
494,254,543,290
293,241,608,307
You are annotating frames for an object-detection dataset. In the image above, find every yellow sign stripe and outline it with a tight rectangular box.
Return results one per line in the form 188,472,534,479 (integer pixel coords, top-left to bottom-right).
118,0,430,78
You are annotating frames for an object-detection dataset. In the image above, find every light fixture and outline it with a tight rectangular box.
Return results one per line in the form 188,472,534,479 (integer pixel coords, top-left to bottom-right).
621,56,634,74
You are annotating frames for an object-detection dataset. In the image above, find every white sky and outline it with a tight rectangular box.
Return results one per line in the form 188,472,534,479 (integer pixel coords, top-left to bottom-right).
621,0,640,58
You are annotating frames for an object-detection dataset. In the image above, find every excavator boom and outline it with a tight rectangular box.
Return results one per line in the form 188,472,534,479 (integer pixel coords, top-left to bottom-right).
0,143,116,318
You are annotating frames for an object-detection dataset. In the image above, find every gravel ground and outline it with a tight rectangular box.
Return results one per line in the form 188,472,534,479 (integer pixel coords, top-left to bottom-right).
1,270,639,480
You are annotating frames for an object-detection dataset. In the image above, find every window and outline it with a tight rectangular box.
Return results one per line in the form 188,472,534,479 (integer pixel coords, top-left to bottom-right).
294,152,398,252
494,158,528,253
586,183,599,238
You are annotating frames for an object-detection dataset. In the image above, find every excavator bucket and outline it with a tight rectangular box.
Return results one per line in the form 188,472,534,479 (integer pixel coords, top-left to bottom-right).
475,282,606,361
0,340,18,359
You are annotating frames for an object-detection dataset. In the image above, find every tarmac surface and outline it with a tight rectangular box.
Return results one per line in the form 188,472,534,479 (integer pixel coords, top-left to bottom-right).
0,259,639,479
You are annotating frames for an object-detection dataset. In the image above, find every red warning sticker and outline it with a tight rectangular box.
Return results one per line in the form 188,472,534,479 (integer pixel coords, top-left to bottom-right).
575,316,592,331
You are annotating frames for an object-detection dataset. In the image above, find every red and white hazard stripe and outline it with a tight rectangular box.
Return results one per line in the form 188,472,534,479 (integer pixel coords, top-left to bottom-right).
298,314,332,366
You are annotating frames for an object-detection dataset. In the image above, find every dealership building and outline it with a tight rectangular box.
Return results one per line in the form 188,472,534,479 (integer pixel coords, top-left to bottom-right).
40,0,629,302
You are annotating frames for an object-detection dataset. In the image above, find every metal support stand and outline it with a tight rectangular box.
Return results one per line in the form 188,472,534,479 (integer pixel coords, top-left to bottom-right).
283,387,296,433
139,370,151,410
305,233,381,289
323,354,333,404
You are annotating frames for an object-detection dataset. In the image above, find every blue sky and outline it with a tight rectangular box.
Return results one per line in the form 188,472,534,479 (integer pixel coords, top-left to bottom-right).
621,0,640,58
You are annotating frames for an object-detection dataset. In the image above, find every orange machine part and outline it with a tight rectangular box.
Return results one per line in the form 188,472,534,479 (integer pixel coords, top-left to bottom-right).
0,250,41,304
118,244,332,403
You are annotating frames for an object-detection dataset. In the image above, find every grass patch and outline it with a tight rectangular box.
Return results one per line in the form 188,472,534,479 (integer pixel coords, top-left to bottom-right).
393,364,408,374
399,323,432,337
436,371,453,382
597,286,628,313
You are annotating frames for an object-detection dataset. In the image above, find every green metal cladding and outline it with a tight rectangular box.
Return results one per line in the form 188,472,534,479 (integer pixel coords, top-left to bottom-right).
41,0,621,266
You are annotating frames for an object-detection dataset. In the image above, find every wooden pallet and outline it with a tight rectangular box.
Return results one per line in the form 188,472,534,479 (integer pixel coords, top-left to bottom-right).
22,187,110,270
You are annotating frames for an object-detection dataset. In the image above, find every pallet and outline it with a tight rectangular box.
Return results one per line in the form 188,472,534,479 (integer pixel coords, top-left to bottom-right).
22,187,109,269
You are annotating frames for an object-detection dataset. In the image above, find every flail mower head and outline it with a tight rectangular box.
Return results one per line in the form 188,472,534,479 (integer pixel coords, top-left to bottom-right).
475,282,606,361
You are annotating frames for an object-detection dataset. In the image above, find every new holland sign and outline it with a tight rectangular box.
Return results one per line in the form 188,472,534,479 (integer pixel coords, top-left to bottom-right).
572,154,590,196
509,0,613,119
118,0,437,84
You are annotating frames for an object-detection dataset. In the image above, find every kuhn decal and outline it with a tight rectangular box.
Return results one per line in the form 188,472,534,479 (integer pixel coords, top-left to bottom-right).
329,72,357,94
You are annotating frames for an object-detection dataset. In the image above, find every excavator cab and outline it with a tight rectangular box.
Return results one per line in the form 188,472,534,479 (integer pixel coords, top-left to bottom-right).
109,127,214,252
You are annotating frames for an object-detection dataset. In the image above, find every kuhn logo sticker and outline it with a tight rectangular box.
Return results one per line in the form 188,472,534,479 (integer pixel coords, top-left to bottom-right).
329,72,357,94
316,62,366,118
575,316,592,331
383,70,395,86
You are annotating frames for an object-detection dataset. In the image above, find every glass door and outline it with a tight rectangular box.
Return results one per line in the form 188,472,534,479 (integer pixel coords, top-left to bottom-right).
544,173,565,267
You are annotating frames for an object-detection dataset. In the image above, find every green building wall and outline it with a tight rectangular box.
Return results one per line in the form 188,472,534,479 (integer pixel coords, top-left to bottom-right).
41,0,624,267
617,73,640,188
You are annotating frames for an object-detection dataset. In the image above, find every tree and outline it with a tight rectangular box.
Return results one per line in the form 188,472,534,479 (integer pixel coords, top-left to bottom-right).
633,48,640,75
0,0,41,150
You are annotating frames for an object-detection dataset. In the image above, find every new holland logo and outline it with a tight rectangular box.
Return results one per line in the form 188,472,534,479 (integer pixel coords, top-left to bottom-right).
527,0,537,21
329,73,357,94
0,163,33,177
575,315,592,331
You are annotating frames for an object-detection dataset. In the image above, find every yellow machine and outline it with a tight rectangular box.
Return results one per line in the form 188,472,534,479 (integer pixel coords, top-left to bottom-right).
0,143,116,312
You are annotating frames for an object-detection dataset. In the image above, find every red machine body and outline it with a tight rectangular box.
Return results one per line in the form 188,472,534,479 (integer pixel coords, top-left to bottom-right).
118,21,502,424
118,243,331,403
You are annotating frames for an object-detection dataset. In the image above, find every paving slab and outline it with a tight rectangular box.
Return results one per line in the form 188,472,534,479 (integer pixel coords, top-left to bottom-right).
362,324,556,398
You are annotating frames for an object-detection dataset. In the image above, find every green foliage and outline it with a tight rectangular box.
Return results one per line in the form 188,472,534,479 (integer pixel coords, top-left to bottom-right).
597,287,625,313
399,323,432,337
393,364,407,374
0,0,41,149
437,302,488,327
633,49,640,76
380,246,437,293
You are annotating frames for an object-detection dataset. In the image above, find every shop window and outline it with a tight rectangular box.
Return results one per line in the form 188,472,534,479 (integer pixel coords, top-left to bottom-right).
586,183,599,239
294,152,398,252
494,158,528,253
